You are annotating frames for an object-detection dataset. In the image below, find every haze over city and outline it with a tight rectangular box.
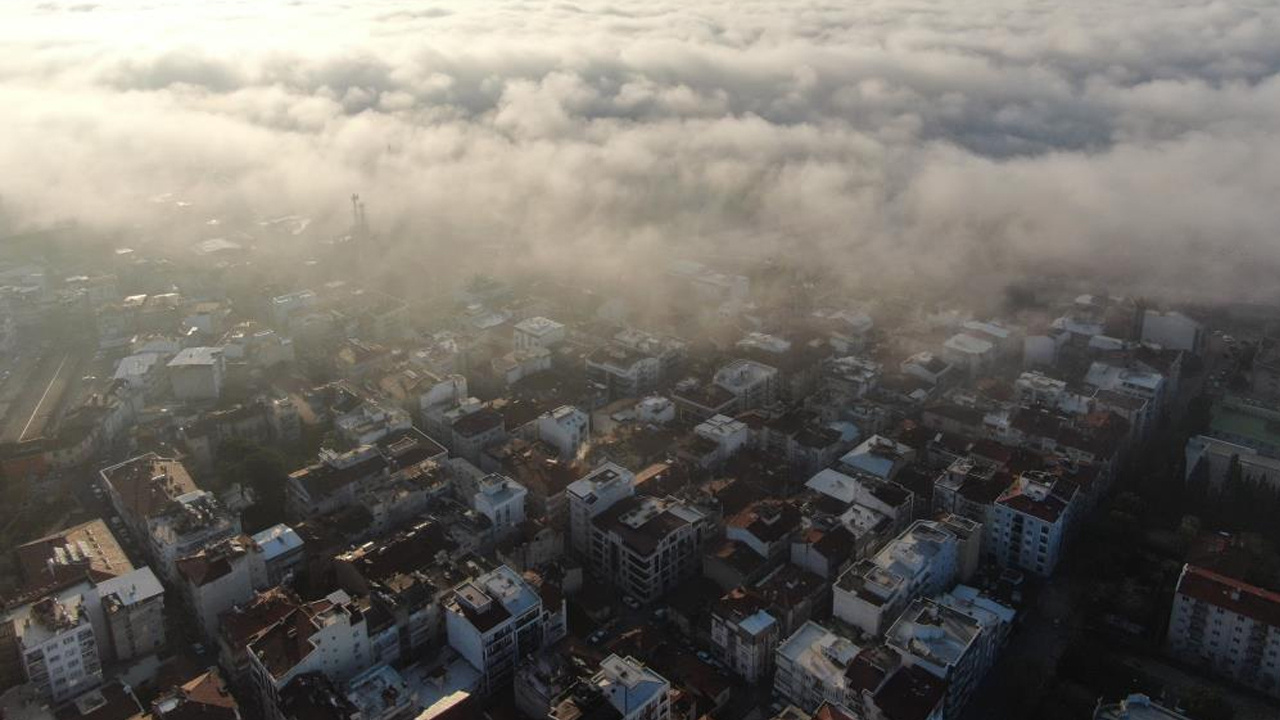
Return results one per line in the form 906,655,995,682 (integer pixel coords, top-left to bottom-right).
4,0,1280,300
1,2,1280,720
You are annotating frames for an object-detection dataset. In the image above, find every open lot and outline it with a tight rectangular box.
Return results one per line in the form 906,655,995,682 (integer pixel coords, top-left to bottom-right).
0,348,84,444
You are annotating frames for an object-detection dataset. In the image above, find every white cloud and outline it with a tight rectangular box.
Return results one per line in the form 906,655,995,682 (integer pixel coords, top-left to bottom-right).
1,0,1279,301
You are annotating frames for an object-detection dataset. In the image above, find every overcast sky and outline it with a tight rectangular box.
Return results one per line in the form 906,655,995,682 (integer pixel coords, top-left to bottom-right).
2,0,1279,301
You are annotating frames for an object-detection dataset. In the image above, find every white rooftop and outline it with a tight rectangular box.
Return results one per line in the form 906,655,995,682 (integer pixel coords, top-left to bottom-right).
739,609,778,636
168,346,222,367
95,566,163,607
943,333,994,356
514,316,564,336
251,524,304,561
114,353,162,380
595,655,668,716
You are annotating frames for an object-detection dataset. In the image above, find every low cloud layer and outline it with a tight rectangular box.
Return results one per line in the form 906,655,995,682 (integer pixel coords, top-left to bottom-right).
3,0,1280,302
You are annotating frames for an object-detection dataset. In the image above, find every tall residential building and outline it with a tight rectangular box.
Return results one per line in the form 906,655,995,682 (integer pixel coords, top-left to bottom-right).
92,567,165,662
773,621,861,714
589,495,710,603
833,520,966,638
886,597,1004,720
4,589,102,703
710,590,780,682
586,345,662,400
1165,564,1280,698
988,471,1079,576
566,462,635,556
444,565,567,694
99,454,240,583
177,537,256,643
246,590,373,720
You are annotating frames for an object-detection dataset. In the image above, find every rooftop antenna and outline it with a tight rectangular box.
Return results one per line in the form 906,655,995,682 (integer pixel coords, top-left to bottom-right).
350,193,368,240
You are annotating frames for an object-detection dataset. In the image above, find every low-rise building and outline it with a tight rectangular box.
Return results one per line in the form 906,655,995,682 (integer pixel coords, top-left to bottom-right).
591,654,672,720
473,474,528,538
536,406,590,461
168,346,226,401
514,316,566,352
715,360,779,411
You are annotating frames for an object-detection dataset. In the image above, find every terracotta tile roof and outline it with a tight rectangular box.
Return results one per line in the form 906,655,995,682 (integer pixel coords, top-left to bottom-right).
1178,564,1280,628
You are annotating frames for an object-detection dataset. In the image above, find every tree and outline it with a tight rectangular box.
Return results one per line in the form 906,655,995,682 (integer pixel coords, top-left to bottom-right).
1183,689,1235,720
215,438,289,531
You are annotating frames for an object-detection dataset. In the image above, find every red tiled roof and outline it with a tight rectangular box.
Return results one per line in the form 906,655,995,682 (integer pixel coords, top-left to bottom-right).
1178,564,1280,628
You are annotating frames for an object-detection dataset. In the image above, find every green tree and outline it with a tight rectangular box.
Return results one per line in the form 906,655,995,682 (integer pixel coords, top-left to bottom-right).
215,438,289,532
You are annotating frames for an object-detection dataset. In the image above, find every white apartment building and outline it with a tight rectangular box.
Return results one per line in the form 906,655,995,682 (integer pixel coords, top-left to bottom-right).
901,352,954,387
635,396,676,425
6,590,102,704
941,333,996,379
145,490,242,585
886,597,1003,720
833,520,964,638
714,359,779,411
1166,564,1280,698
167,346,225,401
837,435,915,482
989,471,1079,576
249,524,305,587
586,344,662,400
589,495,709,603
247,590,373,720
473,474,528,537
566,462,635,556
694,414,750,464
177,537,256,642
335,400,413,447
445,565,566,694
773,621,861,714
536,406,589,461
592,654,672,720
514,316,566,352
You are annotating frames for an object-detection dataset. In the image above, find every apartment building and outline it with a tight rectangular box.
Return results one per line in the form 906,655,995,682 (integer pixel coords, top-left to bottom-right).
710,590,780,682
1166,564,1280,697
988,470,1080,576
591,654,672,720
589,495,710,603
833,520,966,638
444,565,566,693
566,462,635,556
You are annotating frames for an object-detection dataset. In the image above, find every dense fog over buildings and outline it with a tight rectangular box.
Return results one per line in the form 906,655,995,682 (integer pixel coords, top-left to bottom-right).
9,3,1280,720
3,0,1280,302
